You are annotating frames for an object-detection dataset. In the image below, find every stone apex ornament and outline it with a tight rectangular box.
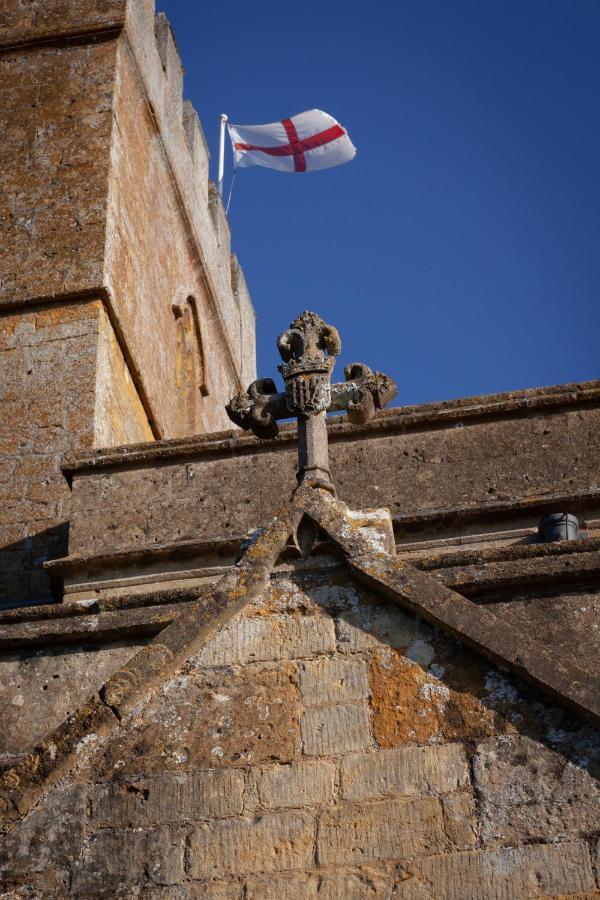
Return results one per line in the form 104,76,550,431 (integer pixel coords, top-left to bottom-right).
277,311,341,417
226,311,397,489
227,311,397,437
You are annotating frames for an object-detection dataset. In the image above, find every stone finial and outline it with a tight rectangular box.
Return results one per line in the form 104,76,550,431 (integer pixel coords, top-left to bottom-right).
226,311,397,489
277,311,341,416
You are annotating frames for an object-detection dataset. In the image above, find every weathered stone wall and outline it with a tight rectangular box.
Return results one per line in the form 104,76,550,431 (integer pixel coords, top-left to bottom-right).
0,301,153,606
1,569,597,897
64,381,600,559
0,0,257,604
0,0,128,46
0,302,100,605
0,639,147,765
0,0,256,436
94,304,155,448
0,35,115,304
104,30,244,437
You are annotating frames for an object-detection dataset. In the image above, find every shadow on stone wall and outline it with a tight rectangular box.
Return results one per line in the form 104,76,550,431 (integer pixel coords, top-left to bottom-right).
303,571,600,792
0,522,68,610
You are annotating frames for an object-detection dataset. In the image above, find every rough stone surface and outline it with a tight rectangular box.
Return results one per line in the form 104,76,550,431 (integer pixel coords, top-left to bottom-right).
318,869,395,899
0,40,114,302
105,35,254,439
71,826,185,893
340,745,470,800
393,842,596,899
0,301,99,603
299,657,370,707
0,783,86,877
0,0,128,46
472,734,600,845
245,869,395,899
188,811,315,877
317,797,451,865
195,614,336,667
0,639,145,756
91,769,245,826
96,661,301,777
301,703,371,756
249,760,336,810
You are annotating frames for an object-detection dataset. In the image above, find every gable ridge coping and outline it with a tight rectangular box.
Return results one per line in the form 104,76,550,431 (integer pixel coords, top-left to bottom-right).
0,489,307,834
1,484,597,836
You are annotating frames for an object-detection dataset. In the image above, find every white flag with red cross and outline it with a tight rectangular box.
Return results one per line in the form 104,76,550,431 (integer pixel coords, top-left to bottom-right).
227,109,356,173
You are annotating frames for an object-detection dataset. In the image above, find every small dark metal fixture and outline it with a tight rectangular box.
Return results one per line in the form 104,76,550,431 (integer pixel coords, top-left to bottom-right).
537,512,579,543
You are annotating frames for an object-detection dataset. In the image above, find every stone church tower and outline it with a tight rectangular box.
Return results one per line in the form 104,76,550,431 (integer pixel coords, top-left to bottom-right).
0,0,256,606
0,2,599,898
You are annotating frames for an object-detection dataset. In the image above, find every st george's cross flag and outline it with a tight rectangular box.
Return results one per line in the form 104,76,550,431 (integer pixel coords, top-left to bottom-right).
227,109,356,173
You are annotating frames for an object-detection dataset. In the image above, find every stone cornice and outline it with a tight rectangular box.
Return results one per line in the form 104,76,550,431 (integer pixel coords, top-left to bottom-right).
62,379,600,477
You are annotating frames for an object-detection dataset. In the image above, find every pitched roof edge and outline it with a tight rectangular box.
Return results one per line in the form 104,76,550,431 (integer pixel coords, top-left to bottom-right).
302,489,600,727
0,491,307,834
2,484,596,835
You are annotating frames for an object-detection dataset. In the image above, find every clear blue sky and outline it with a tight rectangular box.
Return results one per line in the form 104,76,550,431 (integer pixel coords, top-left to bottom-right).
159,0,598,406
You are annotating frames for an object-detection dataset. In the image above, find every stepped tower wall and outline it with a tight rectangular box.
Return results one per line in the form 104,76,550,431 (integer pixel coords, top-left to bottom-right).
0,0,256,605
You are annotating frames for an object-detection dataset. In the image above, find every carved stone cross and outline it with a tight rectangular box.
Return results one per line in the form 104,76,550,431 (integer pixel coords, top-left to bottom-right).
226,311,397,491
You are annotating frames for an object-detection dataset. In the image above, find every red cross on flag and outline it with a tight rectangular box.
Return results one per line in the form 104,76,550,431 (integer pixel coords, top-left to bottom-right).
227,109,356,173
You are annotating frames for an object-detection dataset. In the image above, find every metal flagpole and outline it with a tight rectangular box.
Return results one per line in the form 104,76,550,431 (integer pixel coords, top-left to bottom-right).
217,113,228,197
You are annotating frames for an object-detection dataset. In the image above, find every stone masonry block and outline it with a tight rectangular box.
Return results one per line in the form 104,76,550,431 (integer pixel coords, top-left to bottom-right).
472,734,600,845
138,884,243,900
188,811,315,877
195,615,335,667
299,657,370,707
0,783,86,877
246,869,394,900
250,760,336,810
245,873,320,900
394,841,596,899
440,792,479,850
71,827,185,893
318,797,447,866
301,704,371,757
318,868,395,899
91,769,244,826
340,744,470,801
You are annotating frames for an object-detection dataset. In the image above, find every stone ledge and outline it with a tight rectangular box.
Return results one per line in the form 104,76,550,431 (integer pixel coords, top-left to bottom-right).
62,379,600,474
393,487,599,538
430,546,600,597
0,0,128,51
0,585,210,625
3,538,599,645
0,601,195,649
417,534,600,569
44,535,243,577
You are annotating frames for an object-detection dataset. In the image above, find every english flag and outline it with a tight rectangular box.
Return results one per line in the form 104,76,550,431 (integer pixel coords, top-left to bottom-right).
227,109,356,173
